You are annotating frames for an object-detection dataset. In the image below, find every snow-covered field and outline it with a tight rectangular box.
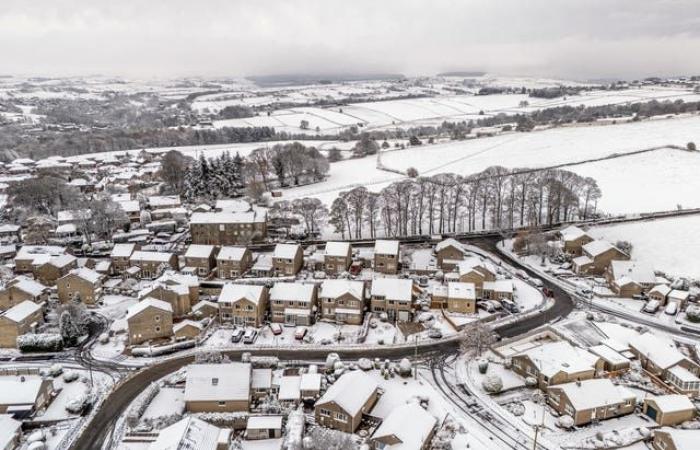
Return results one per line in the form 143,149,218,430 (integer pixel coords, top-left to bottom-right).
588,216,700,278
281,115,700,214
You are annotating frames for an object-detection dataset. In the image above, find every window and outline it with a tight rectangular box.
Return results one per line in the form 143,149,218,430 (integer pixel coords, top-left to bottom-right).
335,412,347,422
319,408,331,417
154,315,161,322
212,378,219,386
155,326,161,332
218,401,226,407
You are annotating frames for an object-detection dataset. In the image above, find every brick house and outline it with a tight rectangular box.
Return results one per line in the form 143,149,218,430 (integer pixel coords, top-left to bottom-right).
184,363,251,413
126,298,174,345
324,242,352,275
547,379,635,426
319,279,365,325
33,254,78,286
370,278,414,322
314,371,379,433
446,282,477,314
370,403,437,450
648,284,672,304
643,395,695,426
0,301,44,348
140,282,192,317
190,211,267,245
605,260,656,298
129,251,178,279
217,247,253,278
457,257,497,297
14,245,66,273
373,240,400,274
269,282,317,326
573,240,629,276
56,267,103,305
110,243,136,275
218,283,268,327
184,244,219,277
272,244,303,276
0,276,48,310
434,238,468,270
558,225,594,256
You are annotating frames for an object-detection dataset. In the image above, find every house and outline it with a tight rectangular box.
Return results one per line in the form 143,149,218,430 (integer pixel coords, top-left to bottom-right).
56,268,103,305
270,282,317,326
573,240,629,276
14,245,65,273
547,378,636,426
319,279,365,325
278,376,301,404
246,416,283,440
272,243,303,276
370,403,437,450
643,395,695,426
482,280,514,301
184,244,219,277
559,226,593,256
184,363,251,412
446,282,477,314
300,372,322,400
374,240,400,274
193,300,219,319
147,195,181,210
110,243,136,275
648,284,672,304
668,290,691,309
370,278,415,322
139,281,192,317
605,260,656,297
125,298,174,345
629,333,700,396
434,238,468,270
117,200,140,223
149,416,231,450
511,340,603,390
156,271,200,305
251,255,273,277
218,283,268,327
0,301,44,348
0,375,54,416
652,428,699,450
174,320,203,340
129,251,178,278
314,370,379,433
251,368,273,400
324,242,352,275
217,247,253,278
0,414,22,450
190,211,267,245
0,224,21,243
0,277,48,310
588,344,630,373
457,257,497,295
33,254,78,286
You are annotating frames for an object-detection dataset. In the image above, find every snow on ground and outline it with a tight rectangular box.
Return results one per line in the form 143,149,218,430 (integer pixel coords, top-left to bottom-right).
587,215,700,279
141,387,185,420
37,377,91,421
240,438,283,450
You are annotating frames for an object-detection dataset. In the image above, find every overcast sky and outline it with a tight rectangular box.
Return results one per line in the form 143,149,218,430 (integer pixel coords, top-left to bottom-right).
2,0,700,80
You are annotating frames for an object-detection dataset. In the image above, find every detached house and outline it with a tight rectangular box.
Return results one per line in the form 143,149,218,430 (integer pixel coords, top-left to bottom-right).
370,403,437,450
57,268,103,305
648,284,672,304
14,245,66,273
457,257,497,296
573,240,629,276
319,279,365,325
314,370,379,433
370,278,415,322
217,246,253,278
150,417,231,450
643,395,695,426
434,238,469,270
270,282,317,326
272,244,303,276
605,260,656,297
190,211,267,245
34,254,78,286
184,363,251,412
184,245,219,277
0,301,44,348
374,240,400,274
446,282,477,314
0,276,48,310
218,283,268,327
324,242,352,275
559,225,593,256
652,429,698,450
110,243,136,275
126,298,174,345
547,378,636,426
140,282,192,317
129,251,178,279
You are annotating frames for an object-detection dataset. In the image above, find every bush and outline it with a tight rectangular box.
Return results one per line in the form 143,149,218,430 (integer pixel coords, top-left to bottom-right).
686,306,700,323
478,360,489,374
17,334,64,352
482,375,503,393
65,393,91,414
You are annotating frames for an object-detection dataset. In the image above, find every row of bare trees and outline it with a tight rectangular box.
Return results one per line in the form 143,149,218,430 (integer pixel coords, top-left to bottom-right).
327,166,601,239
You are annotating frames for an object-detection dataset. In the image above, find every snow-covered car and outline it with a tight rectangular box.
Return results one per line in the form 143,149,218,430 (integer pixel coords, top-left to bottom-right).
231,328,245,343
270,323,283,335
294,326,308,340
643,300,660,314
664,302,678,315
243,329,258,344
428,328,443,339
530,278,544,288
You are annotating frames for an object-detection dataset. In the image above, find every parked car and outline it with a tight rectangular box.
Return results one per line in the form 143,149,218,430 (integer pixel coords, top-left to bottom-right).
643,300,660,314
530,278,544,288
502,299,518,313
243,329,258,344
428,328,443,339
542,287,554,298
576,288,593,299
231,328,245,343
516,270,530,280
270,323,283,335
665,302,678,315
294,326,308,340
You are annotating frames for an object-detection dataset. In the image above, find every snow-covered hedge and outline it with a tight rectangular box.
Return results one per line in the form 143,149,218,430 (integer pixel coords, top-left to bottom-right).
65,393,91,414
131,340,194,357
126,382,160,428
17,333,64,352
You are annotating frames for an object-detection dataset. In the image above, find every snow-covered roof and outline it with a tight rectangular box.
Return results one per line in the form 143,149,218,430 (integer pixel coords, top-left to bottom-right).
270,282,315,303
448,282,476,299
1,300,41,323
610,260,655,285
174,320,203,333
0,224,20,233
193,300,218,313
371,278,413,301
456,256,497,277
669,289,690,301
572,255,593,266
44,254,77,269
110,243,136,258
148,195,181,207
8,276,46,297
149,416,222,450
190,211,265,224
126,297,173,320
67,267,102,284
185,244,216,259
515,341,599,377
588,344,629,366
184,363,251,403
0,415,21,450
57,209,90,223
300,373,322,392
252,254,272,271
157,271,199,288
251,369,272,390
325,241,351,257
319,279,364,300
435,238,466,254
649,284,672,297
130,251,174,263
559,225,589,242
217,246,248,261
656,428,699,450
219,283,266,306
482,279,513,294
15,245,65,261
273,243,301,259
583,240,623,258
316,371,378,416
246,415,283,430
0,375,48,406
215,199,251,213
55,224,77,234
372,403,437,450
278,376,301,401
629,332,687,370
550,378,634,411
374,239,399,255
647,394,694,413
667,365,700,383
140,281,190,299
118,200,140,213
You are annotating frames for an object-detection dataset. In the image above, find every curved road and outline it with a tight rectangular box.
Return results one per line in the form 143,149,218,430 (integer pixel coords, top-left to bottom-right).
72,236,575,450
